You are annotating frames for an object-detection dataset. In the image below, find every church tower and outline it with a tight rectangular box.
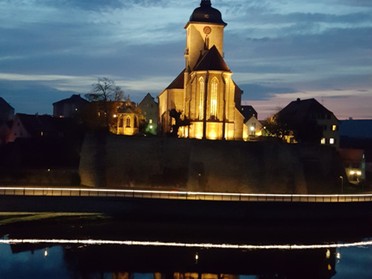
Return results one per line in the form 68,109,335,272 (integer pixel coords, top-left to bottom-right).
159,0,244,140
184,0,226,71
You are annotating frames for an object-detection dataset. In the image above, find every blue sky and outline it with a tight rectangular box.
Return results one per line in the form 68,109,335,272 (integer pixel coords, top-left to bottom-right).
1,0,371,119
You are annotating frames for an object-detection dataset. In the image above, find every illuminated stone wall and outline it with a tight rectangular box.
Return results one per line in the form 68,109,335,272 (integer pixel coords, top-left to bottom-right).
79,134,345,194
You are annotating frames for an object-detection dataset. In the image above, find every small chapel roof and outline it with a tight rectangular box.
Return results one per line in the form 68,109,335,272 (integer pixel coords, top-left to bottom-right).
193,46,231,72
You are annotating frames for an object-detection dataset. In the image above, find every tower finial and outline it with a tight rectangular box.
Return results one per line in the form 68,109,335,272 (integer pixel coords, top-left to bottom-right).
200,0,212,7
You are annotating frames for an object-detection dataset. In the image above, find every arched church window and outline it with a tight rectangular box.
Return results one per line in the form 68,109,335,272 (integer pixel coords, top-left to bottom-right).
126,117,131,128
134,116,138,128
210,78,218,118
199,77,204,119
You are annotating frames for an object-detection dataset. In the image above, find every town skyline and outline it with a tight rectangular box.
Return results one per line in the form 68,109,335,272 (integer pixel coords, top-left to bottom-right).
1,0,371,120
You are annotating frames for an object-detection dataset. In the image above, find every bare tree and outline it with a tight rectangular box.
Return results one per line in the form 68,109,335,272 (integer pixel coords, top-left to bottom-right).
168,109,190,137
84,77,125,132
85,77,124,102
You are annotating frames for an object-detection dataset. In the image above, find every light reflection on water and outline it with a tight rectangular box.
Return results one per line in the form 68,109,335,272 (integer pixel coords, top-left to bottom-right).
1,238,372,250
0,238,371,278
1,211,371,278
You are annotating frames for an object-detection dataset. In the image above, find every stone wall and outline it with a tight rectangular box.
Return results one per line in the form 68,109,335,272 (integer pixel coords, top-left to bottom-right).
79,134,345,194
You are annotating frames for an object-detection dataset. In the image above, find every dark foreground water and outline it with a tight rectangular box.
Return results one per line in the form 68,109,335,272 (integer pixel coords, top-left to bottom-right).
0,213,371,278
0,240,371,278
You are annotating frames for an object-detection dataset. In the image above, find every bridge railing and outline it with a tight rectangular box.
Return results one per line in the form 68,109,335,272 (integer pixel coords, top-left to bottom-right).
0,187,372,203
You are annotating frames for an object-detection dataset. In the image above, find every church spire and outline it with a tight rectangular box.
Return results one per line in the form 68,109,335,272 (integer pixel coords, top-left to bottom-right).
200,0,211,7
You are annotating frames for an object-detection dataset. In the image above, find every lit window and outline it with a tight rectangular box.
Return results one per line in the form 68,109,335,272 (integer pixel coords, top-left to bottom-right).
320,138,326,144
149,119,153,124
332,125,337,131
199,77,204,119
329,138,335,144
210,78,218,118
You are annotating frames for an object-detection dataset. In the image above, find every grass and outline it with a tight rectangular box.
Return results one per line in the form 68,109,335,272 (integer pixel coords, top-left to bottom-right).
0,212,103,226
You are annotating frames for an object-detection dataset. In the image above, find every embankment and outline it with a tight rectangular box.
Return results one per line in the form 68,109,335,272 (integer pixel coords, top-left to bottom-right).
79,134,345,194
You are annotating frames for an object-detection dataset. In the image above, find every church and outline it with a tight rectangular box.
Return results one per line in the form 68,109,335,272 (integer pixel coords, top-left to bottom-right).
158,0,245,140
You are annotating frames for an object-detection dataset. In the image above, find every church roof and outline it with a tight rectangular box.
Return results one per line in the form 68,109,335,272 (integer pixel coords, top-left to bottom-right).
188,0,226,26
166,69,185,89
193,45,231,72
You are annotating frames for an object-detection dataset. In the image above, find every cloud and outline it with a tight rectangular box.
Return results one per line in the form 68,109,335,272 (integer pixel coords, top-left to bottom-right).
239,83,297,100
0,0,371,119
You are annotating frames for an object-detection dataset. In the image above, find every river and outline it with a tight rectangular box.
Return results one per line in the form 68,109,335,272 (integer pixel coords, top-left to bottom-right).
0,213,371,278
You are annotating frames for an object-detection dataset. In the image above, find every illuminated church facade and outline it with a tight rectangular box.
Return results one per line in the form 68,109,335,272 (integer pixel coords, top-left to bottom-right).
158,0,245,140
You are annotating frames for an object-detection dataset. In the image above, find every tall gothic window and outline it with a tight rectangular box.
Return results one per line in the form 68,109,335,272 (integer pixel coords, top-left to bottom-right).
210,78,218,118
199,77,204,119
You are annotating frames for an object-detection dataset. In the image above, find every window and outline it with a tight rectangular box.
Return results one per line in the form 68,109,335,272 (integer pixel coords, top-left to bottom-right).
126,117,131,127
199,77,204,119
134,116,138,128
321,138,326,144
329,138,335,145
332,125,337,131
210,78,218,118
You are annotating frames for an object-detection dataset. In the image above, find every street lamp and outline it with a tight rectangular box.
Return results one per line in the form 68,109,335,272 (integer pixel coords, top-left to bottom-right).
339,176,344,194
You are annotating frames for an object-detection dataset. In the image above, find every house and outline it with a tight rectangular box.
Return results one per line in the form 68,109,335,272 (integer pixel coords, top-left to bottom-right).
53,94,89,118
7,113,80,143
240,105,262,140
338,148,365,184
276,98,339,146
158,0,245,140
0,97,14,145
240,105,257,121
243,115,263,141
339,119,372,187
138,93,158,135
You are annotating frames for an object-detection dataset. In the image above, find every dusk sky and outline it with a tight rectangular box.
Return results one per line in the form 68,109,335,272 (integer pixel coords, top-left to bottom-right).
1,0,371,120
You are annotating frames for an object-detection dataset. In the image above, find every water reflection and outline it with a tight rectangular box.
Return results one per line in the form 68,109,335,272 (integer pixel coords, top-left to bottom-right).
0,213,371,278
2,242,339,279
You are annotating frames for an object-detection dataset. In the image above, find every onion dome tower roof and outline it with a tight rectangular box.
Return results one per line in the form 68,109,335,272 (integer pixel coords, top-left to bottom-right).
189,0,227,26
